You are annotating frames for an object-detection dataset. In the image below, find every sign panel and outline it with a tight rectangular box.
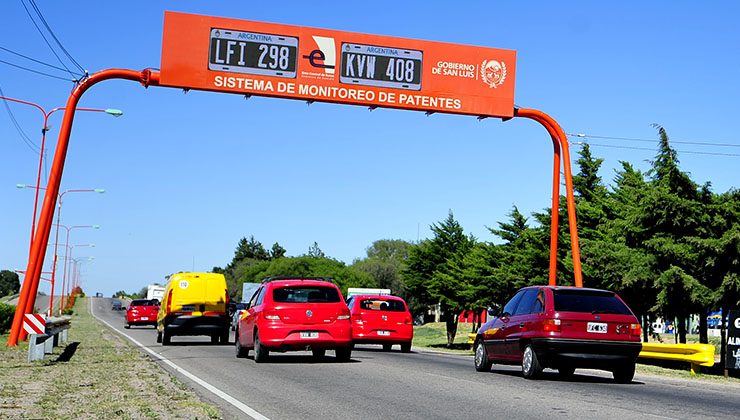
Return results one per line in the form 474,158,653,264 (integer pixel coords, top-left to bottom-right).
23,313,45,335
727,310,740,370
160,12,516,118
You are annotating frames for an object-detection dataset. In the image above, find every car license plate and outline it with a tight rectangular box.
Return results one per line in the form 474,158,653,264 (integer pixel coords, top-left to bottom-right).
181,305,195,312
300,332,318,339
377,330,390,336
140,316,148,321
587,322,607,333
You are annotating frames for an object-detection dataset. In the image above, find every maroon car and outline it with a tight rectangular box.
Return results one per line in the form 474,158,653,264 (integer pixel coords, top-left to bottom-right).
473,286,642,383
125,299,159,328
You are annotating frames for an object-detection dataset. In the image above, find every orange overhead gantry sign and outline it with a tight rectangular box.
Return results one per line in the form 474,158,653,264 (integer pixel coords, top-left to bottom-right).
159,11,516,118
8,11,582,346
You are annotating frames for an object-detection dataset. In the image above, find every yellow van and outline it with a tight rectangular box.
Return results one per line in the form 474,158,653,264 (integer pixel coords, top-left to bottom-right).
156,272,230,345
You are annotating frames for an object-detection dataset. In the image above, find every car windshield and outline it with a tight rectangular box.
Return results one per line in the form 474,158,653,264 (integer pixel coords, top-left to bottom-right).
273,286,341,303
553,289,632,315
359,299,405,312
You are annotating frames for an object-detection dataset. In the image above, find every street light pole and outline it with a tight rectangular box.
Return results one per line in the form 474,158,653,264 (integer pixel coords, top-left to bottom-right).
51,224,99,315
0,95,121,258
17,185,103,317
59,244,95,314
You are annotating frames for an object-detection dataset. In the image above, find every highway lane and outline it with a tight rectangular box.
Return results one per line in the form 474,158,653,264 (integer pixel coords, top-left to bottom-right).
92,297,740,420
7,294,61,316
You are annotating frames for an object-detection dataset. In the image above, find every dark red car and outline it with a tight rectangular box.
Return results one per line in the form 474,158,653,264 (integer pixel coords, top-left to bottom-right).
346,294,413,352
473,286,642,383
125,299,159,328
235,277,352,362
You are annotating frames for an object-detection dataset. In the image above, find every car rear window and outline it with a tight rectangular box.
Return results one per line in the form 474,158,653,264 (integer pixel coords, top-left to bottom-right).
359,299,406,312
273,286,341,303
130,299,150,306
553,289,632,315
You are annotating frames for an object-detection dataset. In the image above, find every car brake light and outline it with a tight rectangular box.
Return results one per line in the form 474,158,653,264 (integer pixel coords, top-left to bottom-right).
404,316,412,325
337,308,350,320
351,314,364,324
543,319,561,332
630,323,642,337
264,310,280,321
166,289,173,314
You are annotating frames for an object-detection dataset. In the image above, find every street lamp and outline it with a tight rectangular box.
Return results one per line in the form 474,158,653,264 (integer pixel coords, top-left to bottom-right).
59,243,95,313
17,185,104,315
49,224,100,315
67,256,94,311
0,95,121,257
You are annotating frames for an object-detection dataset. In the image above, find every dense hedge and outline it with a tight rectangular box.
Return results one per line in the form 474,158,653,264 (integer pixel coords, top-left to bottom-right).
0,302,16,334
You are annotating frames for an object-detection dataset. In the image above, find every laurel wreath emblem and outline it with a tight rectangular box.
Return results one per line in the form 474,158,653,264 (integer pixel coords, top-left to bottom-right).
481,60,507,89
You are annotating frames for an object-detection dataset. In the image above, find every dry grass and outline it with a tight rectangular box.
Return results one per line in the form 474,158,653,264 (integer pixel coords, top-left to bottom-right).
0,297,221,419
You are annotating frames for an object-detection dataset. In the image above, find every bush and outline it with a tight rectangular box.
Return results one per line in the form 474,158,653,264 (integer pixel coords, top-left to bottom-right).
0,302,16,334
62,308,74,316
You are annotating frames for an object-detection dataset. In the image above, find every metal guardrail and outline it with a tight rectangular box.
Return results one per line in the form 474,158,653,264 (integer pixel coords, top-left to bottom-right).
639,342,715,374
28,316,72,362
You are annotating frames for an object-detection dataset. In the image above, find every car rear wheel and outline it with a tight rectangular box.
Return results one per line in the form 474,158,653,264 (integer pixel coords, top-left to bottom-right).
474,340,492,372
335,346,352,362
253,330,269,363
382,343,393,351
521,344,542,379
612,362,635,383
400,342,412,353
210,335,219,344
156,330,162,343
312,349,326,359
235,332,249,358
220,329,230,345
162,330,171,346
124,323,130,329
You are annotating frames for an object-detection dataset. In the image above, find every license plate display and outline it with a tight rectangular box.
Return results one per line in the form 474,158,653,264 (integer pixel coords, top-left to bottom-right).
300,332,318,339
377,330,391,336
181,305,195,312
140,316,149,321
587,322,607,333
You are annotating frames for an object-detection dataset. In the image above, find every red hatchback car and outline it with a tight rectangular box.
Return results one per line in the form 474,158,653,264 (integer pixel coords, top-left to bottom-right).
235,277,353,362
346,294,413,352
125,299,159,328
473,286,642,383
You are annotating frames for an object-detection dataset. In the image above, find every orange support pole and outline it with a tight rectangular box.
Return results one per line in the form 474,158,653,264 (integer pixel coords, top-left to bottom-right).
513,108,583,288
8,69,159,346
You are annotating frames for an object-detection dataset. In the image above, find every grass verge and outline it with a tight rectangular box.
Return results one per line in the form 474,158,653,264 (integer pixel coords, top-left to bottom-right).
0,297,221,419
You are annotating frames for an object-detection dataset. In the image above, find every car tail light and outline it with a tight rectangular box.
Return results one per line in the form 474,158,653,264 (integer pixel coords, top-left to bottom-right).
264,310,280,321
403,315,412,325
337,308,350,320
351,314,364,325
166,289,173,314
543,319,561,332
630,323,642,337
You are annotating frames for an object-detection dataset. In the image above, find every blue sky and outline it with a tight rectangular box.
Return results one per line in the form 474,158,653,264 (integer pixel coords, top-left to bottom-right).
1,1,738,297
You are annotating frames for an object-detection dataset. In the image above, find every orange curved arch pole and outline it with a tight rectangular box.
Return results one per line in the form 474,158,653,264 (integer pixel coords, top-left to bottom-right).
513,108,583,288
8,69,160,346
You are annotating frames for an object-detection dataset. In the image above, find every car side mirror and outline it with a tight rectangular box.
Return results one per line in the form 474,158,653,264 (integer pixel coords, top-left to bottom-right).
487,305,501,317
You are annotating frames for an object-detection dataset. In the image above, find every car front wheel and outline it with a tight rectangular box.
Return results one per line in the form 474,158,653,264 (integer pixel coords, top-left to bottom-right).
474,340,493,372
521,344,542,379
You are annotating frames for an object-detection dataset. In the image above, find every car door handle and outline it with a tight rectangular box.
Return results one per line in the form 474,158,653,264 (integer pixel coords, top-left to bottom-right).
519,323,525,328
500,325,507,330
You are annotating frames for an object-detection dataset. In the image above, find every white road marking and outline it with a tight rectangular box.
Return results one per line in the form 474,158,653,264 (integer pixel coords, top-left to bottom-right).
90,299,269,420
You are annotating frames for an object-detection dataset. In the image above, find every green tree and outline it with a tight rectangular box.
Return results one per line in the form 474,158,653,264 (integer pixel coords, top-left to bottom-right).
405,211,475,347
0,270,20,297
270,242,287,259
307,242,326,258
352,239,413,302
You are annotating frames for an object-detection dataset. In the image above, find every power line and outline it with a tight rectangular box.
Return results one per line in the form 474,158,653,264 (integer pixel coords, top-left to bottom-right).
568,132,740,149
572,141,740,158
28,0,85,74
0,84,41,154
19,0,79,80
0,58,75,81
0,45,75,73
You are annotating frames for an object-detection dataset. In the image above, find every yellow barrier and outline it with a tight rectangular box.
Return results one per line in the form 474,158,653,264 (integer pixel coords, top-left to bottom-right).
639,342,715,375
467,333,476,346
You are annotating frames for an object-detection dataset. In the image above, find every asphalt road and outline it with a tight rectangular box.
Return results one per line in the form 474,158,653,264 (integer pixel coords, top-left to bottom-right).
91,298,740,420
7,294,61,316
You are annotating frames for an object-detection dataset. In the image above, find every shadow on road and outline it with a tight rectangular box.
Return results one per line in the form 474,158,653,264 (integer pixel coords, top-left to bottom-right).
488,367,645,385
